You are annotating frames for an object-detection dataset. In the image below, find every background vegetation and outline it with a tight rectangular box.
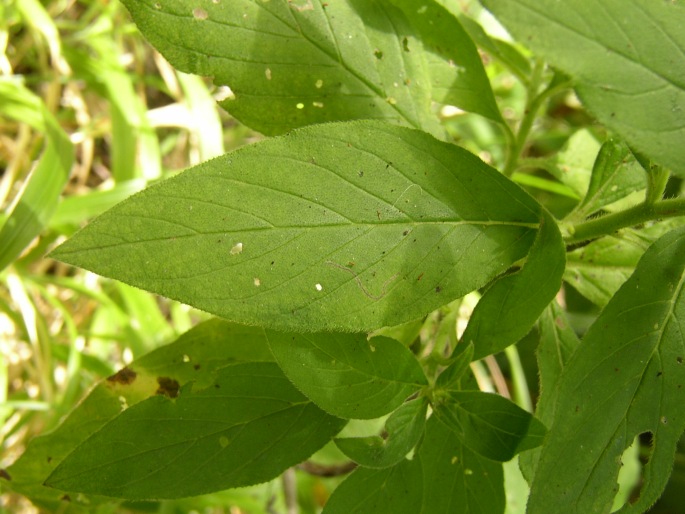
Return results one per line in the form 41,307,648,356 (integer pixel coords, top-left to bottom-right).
1,0,683,513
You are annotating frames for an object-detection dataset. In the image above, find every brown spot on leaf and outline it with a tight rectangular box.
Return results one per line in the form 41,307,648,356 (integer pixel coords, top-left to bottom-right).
0,469,11,481
61,494,71,502
156,377,180,398
107,367,137,385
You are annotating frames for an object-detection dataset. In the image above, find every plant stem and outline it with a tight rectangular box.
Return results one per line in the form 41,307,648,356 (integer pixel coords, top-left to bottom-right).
502,61,571,178
504,345,533,412
565,197,685,244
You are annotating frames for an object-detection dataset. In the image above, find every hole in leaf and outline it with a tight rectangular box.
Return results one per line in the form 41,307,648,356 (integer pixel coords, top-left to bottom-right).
611,432,654,512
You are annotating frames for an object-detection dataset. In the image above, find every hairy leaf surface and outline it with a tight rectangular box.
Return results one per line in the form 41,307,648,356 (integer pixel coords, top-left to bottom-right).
267,332,426,419
46,362,344,499
52,121,542,332
121,0,494,135
528,226,685,513
482,0,685,176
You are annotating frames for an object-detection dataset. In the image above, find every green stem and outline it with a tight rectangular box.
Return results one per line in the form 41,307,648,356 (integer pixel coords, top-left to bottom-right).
504,345,533,412
565,197,685,244
645,165,670,205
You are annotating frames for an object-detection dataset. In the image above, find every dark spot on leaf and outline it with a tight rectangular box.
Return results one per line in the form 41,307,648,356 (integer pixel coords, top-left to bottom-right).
215,384,221,389
156,377,180,398
107,367,137,385
435,286,442,293
194,364,201,370
417,273,424,281
402,37,410,52
358,170,364,177
678,357,683,364
575,405,579,412
374,49,383,59
47,456,52,463
0,469,11,481
657,371,663,377
61,495,71,502
403,230,409,236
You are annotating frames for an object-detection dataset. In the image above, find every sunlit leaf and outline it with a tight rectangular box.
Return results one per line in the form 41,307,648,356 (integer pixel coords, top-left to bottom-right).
481,0,685,176
52,121,543,332
462,211,565,360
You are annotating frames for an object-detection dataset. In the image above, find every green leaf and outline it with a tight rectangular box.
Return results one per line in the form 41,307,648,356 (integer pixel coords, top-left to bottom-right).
434,391,547,462
51,120,543,332
122,0,449,135
456,13,531,83
418,416,504,514
519,301,580,483
565,219,685,307
0,79,74,271
267,331,426,419
527,226,685,514
435,342,474,390
334,397,428,468
574,139,646,219
386,0,502,121
546,129,601,199
462,211,565,360
481,0,685,177
4,319,272,507
322,458,423,514
46,362,344,499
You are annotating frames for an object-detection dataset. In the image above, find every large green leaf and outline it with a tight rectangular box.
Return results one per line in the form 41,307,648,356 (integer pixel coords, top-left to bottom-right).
120,0,493,135
46,362,344,499
386,0,502,121
461,211,565,360
418,416,504,514
267,332,426,419
322,458,423,514
481,0,685,177
51,121,542,332
3,319,272,508
434,390,547,462
528,226,685,514
334,398,428,467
